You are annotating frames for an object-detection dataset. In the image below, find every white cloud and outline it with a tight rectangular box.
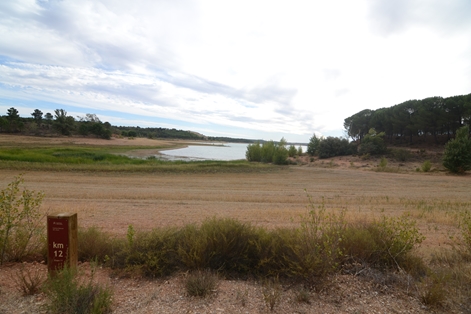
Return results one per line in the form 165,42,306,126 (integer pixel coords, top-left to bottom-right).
0,0,470,142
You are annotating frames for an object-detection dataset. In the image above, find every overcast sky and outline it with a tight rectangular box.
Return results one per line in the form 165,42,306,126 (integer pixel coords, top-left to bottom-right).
1,0,470,142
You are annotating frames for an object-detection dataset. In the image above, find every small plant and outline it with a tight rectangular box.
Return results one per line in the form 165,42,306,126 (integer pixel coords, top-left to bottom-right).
379,157,388,168
13,265,45,295
185,269,218,297
419,275,447,308
421,160,432,172
294,287,311,304
392,148,411,162
126,225,135,247
262,278,282,311
236,288,249,306
42,264,113,314
0,175,46,264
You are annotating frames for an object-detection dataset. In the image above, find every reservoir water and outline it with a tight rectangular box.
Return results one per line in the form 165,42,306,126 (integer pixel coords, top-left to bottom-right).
160,143,308,161
161,143,248,161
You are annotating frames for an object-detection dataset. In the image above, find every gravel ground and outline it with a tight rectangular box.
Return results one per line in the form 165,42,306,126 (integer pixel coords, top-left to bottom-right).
0,262,434,314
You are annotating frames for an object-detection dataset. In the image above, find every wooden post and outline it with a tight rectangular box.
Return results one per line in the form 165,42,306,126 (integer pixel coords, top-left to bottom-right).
47,213,78,274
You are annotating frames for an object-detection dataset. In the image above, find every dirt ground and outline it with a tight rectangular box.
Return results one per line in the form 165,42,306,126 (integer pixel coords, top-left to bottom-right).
1,136,470,313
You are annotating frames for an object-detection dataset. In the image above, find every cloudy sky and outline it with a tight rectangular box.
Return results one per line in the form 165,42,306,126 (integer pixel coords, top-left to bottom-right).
1,0,470,142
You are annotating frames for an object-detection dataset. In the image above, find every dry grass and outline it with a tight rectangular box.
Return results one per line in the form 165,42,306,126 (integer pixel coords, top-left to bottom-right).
1,135,470,257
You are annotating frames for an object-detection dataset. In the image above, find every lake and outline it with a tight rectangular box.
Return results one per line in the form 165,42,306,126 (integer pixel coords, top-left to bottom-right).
160,143,308,161
160,143,248,161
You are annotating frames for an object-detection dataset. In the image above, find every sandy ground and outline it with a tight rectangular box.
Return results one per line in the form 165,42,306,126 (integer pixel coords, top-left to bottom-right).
0,135,470,313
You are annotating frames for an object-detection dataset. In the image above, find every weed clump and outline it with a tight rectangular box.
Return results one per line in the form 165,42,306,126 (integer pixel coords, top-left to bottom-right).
42,265,113,314
185,269,218,297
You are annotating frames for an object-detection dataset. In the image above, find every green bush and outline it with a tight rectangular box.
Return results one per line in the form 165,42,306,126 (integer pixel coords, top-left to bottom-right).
43,265,113,314
78,227,115,263
288,145,297,157
443,125,471,174
0,175,45,264
421,160,432,172
246,142,262,162
177,218,261,275
318,137,354,159
379,157,388,168
122,227,181,277
358,128,387,155
106,212,425,281
391,148,412,162
247,139,289,165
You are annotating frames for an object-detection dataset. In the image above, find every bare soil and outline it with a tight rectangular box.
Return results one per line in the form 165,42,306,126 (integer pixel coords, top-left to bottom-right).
1,136,469,313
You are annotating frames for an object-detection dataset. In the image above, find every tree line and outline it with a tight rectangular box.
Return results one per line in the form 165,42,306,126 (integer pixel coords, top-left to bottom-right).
0,107,206,141
344,94,471,145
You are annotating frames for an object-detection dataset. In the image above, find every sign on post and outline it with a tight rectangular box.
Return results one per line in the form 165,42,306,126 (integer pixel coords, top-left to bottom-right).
47,213,78,274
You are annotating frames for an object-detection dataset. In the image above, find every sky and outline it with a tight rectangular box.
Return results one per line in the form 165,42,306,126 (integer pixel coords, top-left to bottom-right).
1,0,470,143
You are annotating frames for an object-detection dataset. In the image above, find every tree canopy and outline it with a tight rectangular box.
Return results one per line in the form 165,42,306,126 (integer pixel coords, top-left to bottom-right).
344,94,471,145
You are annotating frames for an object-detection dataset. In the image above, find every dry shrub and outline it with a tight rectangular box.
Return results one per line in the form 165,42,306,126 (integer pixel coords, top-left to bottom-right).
42,264,113,314
185,269,218,297
13,265,46,295
78,227,115,263
261,278,282,311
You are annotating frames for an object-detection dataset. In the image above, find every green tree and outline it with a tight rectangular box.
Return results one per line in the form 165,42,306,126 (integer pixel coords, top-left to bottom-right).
297,146,303,156
6,107,20,132
53,109,75,135
272,138,289,165
288,145,297,157
44,112,53,124
31,109,43,127
318,137,353,159
261,141,276,163
357,128,387,155
307,134,321,156
246,142,262,162
443,125,471,174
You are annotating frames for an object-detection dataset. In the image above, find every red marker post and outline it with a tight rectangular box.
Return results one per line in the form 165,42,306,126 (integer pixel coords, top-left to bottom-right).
47,213,78,274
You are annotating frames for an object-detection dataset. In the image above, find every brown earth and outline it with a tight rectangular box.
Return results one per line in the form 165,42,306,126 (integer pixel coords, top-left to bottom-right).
0,136,470,313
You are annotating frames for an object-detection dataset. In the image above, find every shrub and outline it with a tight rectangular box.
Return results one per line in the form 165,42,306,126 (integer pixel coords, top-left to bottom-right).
246,142,262,162
266,195,345,280
261,278,282,311
369,215,425,270
297,146,303,156
13,265,46,295
358,128,387,155
307,134,321,156
178,218,261,275
443,125,471,174
42,264,113,314
288,145,297,157
379,157,388,168
317,137,354,159
122,227,180,277
78,227,115,263
421,160,432,172
185,269,218,297
261,141,276,163
247,139,289,165
392,148,411,161
341,215,425,271
0,175,46,264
